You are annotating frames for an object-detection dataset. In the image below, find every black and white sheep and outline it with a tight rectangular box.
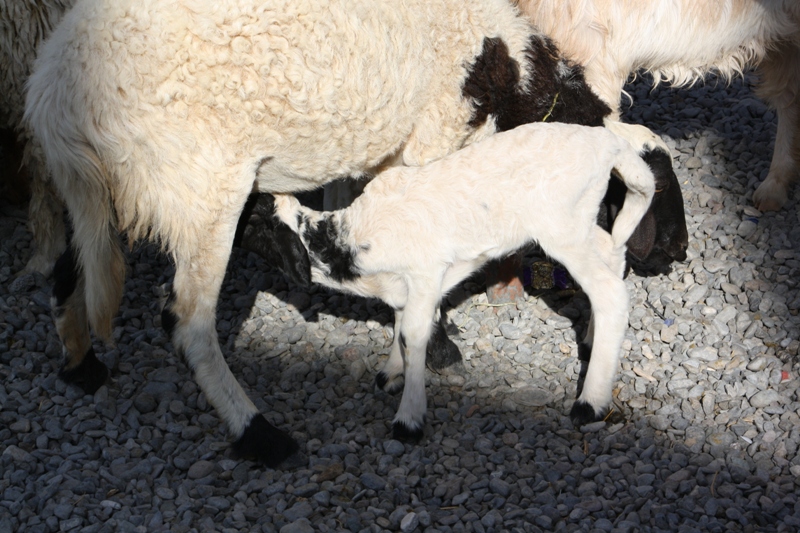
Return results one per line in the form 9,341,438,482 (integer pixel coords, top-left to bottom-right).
515,0,800,212
24,0,684,466
0,0,73,276
262,122,656,439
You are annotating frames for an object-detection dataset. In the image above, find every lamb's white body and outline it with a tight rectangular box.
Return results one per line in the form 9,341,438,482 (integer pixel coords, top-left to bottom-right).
516,0,800,211
274,122,656,437
0,0,73,275
26,0,611,465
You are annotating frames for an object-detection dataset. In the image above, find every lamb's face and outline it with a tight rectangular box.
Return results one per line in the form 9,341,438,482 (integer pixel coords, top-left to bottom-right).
634,147,689,265
297,211,361,284
236,193,312,286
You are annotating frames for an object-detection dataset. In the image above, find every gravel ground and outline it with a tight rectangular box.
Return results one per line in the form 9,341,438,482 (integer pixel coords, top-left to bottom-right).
2,73,800,533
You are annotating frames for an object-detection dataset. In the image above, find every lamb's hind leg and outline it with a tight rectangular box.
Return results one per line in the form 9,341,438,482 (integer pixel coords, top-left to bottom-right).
753,41,800,211
163,216,298,467
553,245,629,425
51,244,108,392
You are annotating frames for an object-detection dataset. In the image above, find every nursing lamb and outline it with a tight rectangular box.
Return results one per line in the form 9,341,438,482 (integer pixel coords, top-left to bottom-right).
265,122,655,439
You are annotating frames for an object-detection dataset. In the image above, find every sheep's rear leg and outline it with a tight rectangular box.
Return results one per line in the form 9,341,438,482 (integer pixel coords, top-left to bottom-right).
165,235,298,467
753,41,800,212
52,245,108,393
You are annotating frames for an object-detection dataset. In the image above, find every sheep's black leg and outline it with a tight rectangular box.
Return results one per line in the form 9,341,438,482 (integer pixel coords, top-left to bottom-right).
52,245,109,394
426,311,462,370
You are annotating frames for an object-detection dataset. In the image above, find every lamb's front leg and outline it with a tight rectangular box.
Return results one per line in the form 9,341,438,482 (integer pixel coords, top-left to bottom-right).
376,309,405,394
391,286,439,442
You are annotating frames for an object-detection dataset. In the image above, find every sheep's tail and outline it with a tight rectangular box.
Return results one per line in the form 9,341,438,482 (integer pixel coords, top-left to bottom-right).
608,144,656,251
25,80,125,342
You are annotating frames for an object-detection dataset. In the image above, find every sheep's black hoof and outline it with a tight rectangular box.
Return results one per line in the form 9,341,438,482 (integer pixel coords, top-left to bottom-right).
570,400,606,426
426,320,462,371
59,347,109,395
392,420,424,443
375,372,403,395
231,414,301,468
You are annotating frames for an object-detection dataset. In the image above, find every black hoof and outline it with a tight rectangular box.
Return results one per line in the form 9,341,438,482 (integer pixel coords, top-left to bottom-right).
59,347,109,395
570,400,606,426
231,414,301,468
375,372,403,395
426,321,462,371
392,420,424,443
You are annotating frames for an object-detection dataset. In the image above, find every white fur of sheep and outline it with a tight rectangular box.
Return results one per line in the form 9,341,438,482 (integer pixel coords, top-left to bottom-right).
0,0,73,276
271,122,656,439
515,0,800,212
25,0,619,466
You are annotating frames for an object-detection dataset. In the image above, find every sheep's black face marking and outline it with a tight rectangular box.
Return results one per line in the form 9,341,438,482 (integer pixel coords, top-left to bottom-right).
462,36,611,132
623,148,688,268
236,193,312,286
642,148,689,262
303,215,359,282
600,147,688,269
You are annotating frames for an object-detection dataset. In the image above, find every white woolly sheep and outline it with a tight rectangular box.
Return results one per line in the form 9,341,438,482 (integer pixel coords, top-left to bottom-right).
25,0,680,466
0,0,72,276
515,0,800,212
266,122,655,439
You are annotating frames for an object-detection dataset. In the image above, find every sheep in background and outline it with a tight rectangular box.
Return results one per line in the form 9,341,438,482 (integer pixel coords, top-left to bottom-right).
0,0,72,276
265,122,656,439
515,0,800,212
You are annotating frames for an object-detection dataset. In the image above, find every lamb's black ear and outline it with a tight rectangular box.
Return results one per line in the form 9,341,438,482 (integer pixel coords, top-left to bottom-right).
236,193,312,286
625,209,657,261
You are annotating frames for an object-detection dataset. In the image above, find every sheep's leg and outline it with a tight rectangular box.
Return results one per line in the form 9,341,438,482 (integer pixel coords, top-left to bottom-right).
376,309,405,394
753,41,800,212
392,283,439,442
51,244,109,393
425,308,462,371
554,247,629,425
163,222,298,467
23,155,66,277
